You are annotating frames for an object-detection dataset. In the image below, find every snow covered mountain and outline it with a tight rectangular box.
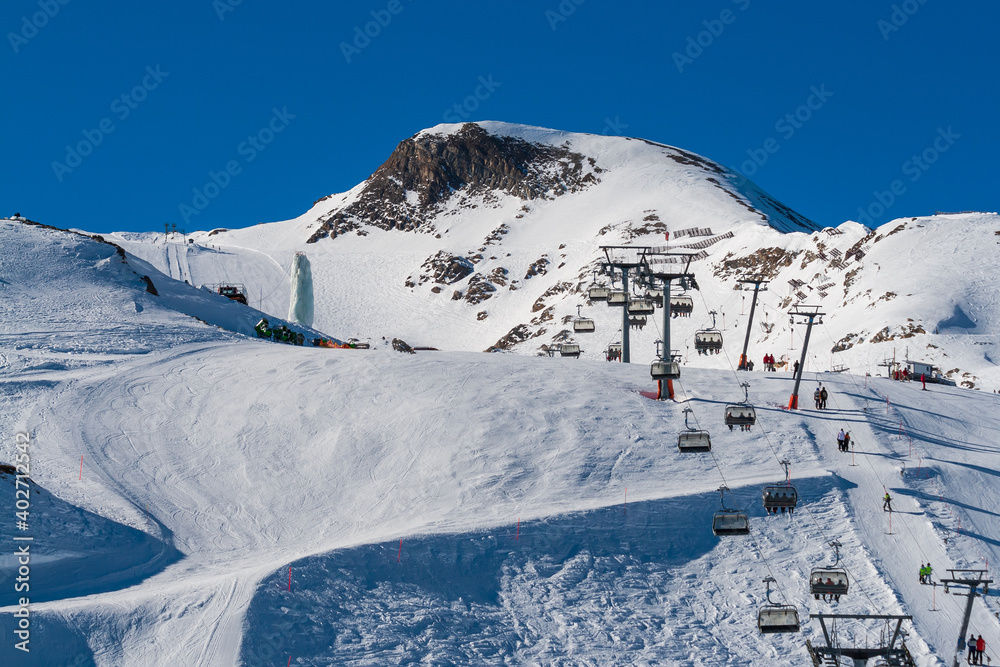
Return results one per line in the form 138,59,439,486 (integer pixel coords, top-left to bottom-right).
110,121,1000,391
2,123,999,666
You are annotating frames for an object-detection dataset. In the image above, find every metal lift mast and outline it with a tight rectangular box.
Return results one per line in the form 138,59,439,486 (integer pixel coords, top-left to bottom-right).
938,569,993,666
737,276,769,370
787,305,825,410
600,246,654,364
644,249,697,400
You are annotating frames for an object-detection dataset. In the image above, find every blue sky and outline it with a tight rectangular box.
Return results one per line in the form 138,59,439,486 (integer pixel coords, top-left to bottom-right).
2,0,996,233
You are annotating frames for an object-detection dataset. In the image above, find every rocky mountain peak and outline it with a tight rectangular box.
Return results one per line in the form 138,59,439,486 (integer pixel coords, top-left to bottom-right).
308,123,600,242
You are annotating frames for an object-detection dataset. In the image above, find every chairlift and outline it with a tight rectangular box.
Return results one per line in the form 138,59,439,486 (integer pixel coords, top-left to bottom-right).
573,305,596,334
762,460,798,515
607,290,627,307
645,287,663,304
694,310,723,355
651,340,680,380
670,294,694,317
712,485,750,536
629,315,647,330
559,343,581,358
725,382,757,431
809,541,850,601
757,577,801,634
606,342,622,362
628,297,655,315
678,408,711,452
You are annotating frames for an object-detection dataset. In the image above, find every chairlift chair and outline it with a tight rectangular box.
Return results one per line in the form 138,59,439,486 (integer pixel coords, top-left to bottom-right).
724,382,757,430
588,285,610,301
651,342,681,381
628,298,655,315
559,343,581,358
629,315,647,330
670,294,694,317
694,310,723,355
762,460,798,514
757,577,801,634
809,541,850,601
712,486,750,536
572,305,595,334
607,290,627,307
606,342,622,362
645,287,663,304
678,408,711,452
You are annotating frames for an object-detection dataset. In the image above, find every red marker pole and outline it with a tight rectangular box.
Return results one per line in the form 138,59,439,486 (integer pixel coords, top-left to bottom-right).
398,539,402,562
288,567,291,591
79,455,83,480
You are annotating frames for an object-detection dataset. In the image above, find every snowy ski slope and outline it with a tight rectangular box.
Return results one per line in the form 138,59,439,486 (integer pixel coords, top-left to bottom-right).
1,218,1000,665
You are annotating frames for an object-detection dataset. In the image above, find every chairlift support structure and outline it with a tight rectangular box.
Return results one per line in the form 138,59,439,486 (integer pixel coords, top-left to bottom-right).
737,276,769,370
807,614,915,666
937,569,993,666
787,306,825,410
641,249,698,400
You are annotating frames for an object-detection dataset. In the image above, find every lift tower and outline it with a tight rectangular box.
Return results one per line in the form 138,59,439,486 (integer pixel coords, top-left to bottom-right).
737,276,769,370
643,248,697,400
787,305,825,410
938,569,993,667
599,246,653,364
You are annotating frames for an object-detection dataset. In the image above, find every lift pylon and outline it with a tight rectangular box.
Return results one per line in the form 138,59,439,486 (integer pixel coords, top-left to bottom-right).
737,276,769,370
787,305,825,410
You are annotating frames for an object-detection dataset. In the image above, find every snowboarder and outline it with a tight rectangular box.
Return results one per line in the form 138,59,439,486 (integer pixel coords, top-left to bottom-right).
837,429,845,451
883,492,893,512
821,386,829,409
793,360,799,375
842,432,851,452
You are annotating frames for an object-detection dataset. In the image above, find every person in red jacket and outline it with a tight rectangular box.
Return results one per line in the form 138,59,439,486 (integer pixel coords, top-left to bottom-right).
975,635,985,664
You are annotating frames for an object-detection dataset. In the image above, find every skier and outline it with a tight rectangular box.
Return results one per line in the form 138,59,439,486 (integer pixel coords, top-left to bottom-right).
843,432,851,453
814,387,822,410
976,635,985,664
968,634,977,663
924,562,932,584
919,563,926,585
837,429,845,451
921,372,927,390
821,386,829,409
793,360,799,375
883,491,893,512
